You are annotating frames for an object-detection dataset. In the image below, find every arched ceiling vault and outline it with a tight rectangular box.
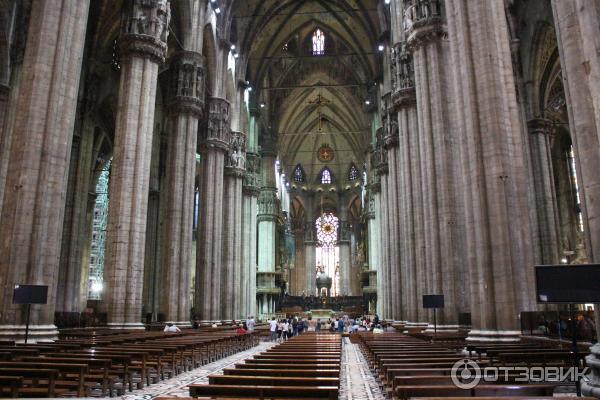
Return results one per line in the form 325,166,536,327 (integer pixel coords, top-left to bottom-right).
231,0,383,190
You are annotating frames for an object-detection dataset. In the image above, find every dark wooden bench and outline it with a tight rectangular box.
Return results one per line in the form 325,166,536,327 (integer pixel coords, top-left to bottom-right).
0,367,65,397
222,368,340,378
189,384,338,399
0,376,23,398
395,383,557,399
209,375,340,387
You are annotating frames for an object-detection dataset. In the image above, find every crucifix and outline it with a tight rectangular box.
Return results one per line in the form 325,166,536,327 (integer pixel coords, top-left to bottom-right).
308,93,330,132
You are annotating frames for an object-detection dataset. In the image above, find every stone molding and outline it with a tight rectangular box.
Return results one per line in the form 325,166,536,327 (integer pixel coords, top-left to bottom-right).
119,0,171,64
168,51,205,118
527,118,555,136
200,97,231,152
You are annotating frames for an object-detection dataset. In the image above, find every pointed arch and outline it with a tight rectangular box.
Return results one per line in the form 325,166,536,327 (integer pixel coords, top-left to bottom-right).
293,164,306,183
318,167,333,184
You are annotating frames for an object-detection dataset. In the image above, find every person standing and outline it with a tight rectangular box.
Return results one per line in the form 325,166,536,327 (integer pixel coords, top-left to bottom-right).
269,317,278,342
292,317,299,336
247,316,256,332
316,319,321,332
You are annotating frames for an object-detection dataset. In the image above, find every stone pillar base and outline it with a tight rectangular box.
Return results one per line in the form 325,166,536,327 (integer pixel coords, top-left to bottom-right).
0,324,59,342
425,324,461,333
165,321,192,329
466,329,521,342
106,322,145,330
582,343,600,398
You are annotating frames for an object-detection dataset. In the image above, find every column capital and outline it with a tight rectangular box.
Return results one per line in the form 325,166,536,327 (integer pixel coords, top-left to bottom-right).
243,152,261,196
257,188,279,219
527,118,555,135
372,127,389,176
390,42,417,110
200,97,231,152
403,0,444,50
168,51,205,117
381,94,399,148
225,131,247,178
119,0,171,64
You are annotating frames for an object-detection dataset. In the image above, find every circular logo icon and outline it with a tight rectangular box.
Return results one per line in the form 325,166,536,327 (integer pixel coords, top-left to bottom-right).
451,359,481,389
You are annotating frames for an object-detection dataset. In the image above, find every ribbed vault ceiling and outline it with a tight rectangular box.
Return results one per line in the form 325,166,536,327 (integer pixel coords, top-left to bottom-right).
231,0,384,188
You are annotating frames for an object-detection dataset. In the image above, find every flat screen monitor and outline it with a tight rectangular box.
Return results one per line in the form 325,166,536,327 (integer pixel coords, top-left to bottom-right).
423,294,444,309
535,264,600,304
12,285,48,305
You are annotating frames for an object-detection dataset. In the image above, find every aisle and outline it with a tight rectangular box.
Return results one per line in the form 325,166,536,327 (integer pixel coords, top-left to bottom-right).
114,341,275,400
340,337,386,400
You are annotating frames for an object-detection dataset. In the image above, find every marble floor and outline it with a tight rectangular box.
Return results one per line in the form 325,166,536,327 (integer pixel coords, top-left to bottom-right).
93,337,386,400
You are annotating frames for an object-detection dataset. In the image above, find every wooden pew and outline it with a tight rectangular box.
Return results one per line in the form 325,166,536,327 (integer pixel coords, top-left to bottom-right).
395,383,558,399
0,376,23,398
221,368,340,378
188,384,338,399
0,367,64,397
208,375,340,387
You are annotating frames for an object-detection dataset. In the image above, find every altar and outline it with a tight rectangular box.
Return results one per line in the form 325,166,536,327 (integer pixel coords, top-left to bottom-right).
307,309,335,319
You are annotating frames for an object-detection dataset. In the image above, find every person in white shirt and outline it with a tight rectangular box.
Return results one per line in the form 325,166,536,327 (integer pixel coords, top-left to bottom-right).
164,323,181,333
246,316,256,332
282,320,289,340
269,318,278,342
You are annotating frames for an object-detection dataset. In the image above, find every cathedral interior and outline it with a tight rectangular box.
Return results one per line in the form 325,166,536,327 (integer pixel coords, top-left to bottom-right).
1,0,600,384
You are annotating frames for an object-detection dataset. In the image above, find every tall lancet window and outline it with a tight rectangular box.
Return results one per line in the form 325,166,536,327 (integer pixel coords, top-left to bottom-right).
348,164,359,181
312,28,325,55
315,213,340,296
320,168,332,184
293,164,305,182
567,145,584,232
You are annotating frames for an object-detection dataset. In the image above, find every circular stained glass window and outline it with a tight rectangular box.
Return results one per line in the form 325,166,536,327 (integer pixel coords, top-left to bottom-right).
316,213,338,248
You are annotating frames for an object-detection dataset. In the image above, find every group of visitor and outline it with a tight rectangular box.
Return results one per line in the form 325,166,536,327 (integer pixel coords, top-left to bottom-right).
269,316,322,341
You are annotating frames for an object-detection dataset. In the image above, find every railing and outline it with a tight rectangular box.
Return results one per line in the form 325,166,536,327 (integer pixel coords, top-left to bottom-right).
403,0,442,34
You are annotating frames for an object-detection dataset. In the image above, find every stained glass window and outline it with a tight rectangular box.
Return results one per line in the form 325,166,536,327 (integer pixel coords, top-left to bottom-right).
312,29,325,55
348,164,359,181
567,146,584,232
88,159,111,300
315,213,340,296
316,212,338,248
320,168,332,184
293,164,305,182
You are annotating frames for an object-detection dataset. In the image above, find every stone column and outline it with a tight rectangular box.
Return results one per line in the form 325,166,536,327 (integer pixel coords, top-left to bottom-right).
551,0,600,395
222,131,245,320
104,0,170,328
527,119,560,264
195,97,230,322
372,183,384,317
382,94,402,320
256,139,279,318
404,1,461,328
242,152,260,319
364,189,378,313
391,41,420,323
159,51,205,326
0,0,90,340
446,0,535,340
373,131,390,318
56,126,95,314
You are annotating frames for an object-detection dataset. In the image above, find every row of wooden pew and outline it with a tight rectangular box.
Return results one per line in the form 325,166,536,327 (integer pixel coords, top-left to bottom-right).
358,331,591,400
182,332,342,399
0,329,258,397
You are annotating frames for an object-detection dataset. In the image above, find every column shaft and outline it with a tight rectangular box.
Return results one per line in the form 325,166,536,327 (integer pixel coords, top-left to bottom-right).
0,0,89,340
104,0,171,327
446,0,535,338
195,97,230,321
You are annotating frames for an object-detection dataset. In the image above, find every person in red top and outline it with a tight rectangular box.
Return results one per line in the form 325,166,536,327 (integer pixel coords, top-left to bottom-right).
236,322,248,334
